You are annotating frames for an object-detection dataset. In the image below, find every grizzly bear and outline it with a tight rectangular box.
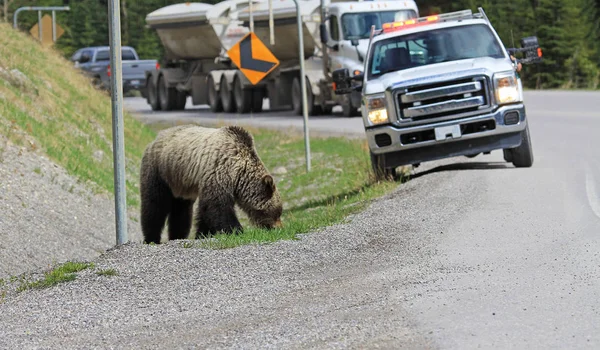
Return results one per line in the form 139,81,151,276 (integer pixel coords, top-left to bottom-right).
139,124,283,244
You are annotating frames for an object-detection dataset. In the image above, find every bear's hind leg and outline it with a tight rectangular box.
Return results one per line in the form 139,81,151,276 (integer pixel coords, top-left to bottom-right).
140,170,172,244
168,198,194,240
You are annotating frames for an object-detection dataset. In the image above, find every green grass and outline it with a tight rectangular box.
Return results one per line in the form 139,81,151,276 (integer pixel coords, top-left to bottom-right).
17,262,94,292
96,268,118,277
147,124,408,249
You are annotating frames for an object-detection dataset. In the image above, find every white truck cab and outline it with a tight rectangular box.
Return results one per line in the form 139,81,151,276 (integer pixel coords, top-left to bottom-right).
332,8,543,179
321,0,419,116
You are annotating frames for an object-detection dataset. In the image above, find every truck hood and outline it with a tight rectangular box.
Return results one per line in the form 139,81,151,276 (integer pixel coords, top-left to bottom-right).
364,57,514,95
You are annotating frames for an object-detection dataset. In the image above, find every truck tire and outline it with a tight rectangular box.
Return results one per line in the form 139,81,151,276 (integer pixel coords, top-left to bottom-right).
292,76,318,116
342,95,360,117
146,77,160,111
207,75,222,113
252,89,264,113
220,75,236,113
370,152,397,181
174,90,187,110
233,76,252,114
158,74,177,111
506,124,534,168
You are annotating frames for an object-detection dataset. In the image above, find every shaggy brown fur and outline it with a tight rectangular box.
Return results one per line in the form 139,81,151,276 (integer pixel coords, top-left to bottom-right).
139,124,283,244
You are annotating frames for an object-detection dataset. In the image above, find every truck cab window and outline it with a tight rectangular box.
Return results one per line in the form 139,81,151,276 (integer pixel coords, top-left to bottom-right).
341,10,417,40
122,49,137,60
95,50,110,61
330,15,340,41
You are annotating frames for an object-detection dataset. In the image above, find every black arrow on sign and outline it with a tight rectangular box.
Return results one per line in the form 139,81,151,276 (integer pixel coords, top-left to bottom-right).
240,34,276,72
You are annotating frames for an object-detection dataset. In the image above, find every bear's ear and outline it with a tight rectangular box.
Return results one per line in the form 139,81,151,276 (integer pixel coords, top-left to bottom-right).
262,174,275,196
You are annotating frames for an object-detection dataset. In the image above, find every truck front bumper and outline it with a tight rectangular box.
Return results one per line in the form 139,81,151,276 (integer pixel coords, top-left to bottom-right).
366,104,527,167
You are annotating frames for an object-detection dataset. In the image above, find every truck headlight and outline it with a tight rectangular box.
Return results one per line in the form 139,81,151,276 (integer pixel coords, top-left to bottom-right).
365,95,388,125
493,71,522,105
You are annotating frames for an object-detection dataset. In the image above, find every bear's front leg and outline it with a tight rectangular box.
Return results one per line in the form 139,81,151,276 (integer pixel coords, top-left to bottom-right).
194,197,243,239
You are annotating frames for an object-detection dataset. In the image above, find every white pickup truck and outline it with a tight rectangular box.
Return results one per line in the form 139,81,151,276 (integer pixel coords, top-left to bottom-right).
332,8,543,179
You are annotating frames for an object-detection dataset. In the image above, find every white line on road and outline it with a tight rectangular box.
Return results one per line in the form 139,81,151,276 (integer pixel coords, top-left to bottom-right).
584,162,600,220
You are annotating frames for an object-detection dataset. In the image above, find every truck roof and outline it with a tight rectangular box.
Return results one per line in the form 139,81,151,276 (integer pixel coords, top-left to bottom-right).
371,9,491,42
329,0,417,12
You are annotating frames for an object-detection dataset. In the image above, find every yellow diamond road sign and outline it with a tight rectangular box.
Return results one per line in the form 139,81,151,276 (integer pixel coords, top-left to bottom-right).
227,32,279,85
30,14,65,46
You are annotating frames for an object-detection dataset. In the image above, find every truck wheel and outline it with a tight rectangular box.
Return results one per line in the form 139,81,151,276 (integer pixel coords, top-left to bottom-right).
158,74,177,111
342,95,360,117
370,152,397,181
174,90,187,110
233,76,252,113
146,77,160,111
207,75,223,113
252,89,264,113
220,75,236,113
507,124,534,168
292,76,317,116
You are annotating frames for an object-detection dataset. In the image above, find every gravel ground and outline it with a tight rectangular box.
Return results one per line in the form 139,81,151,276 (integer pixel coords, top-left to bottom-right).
0,163,445,349
0,136,143,279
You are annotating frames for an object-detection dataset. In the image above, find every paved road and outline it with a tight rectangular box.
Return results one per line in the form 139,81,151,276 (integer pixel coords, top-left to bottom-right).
125,90,600,348
0,91,597,349
123,97,367,138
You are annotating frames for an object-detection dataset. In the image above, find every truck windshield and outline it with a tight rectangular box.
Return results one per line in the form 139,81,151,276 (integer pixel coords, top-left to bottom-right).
342,10,417,40
367,24,505,79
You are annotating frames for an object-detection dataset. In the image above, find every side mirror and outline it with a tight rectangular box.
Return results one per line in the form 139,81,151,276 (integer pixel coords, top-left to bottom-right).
520,36,543,64
351,39,359,47
507,36,542,65
332,68,362,95
319,23,328,45
332,68,352,95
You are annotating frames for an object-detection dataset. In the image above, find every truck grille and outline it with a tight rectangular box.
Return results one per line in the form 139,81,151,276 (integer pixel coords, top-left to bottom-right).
395,76,490,122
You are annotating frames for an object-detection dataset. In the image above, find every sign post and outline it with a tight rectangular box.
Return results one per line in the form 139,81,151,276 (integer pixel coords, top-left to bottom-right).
108,0,128,245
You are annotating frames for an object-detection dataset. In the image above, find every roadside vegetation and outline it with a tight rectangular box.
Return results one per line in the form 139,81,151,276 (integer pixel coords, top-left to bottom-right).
0,22,156,208
0,22,405,254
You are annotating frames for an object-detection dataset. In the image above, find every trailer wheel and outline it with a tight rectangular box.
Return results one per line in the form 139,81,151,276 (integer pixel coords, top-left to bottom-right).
292,76,318,116
174,90,187,110
146,77,160,111
252,89,264,113
158,74,177,111
220,75,236,113
342,95,360,117
207,75,223,113
233,76,252,113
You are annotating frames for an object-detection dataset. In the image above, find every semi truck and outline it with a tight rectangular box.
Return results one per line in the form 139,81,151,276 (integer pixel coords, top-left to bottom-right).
143,0,419,116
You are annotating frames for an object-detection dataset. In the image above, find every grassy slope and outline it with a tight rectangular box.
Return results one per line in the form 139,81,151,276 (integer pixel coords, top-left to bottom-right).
0,22,156,209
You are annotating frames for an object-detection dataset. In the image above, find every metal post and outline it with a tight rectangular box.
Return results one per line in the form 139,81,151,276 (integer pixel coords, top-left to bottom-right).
52,10,57,42
249,0,254,32
269,0,274,45
37,11,42,42
320,0,329,80
108,0,128,245
292,0,311,172
13,6,70,29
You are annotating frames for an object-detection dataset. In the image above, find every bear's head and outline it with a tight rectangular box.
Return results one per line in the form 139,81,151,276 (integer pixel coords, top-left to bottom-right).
237,172,283,230
251,174,283,229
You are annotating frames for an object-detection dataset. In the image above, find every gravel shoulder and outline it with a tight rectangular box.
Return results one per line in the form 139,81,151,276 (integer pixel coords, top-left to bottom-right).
0,164,445,349
0,136,143,279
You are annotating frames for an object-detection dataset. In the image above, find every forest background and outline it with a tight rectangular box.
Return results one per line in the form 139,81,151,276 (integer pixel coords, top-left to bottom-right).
2,0,599,89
